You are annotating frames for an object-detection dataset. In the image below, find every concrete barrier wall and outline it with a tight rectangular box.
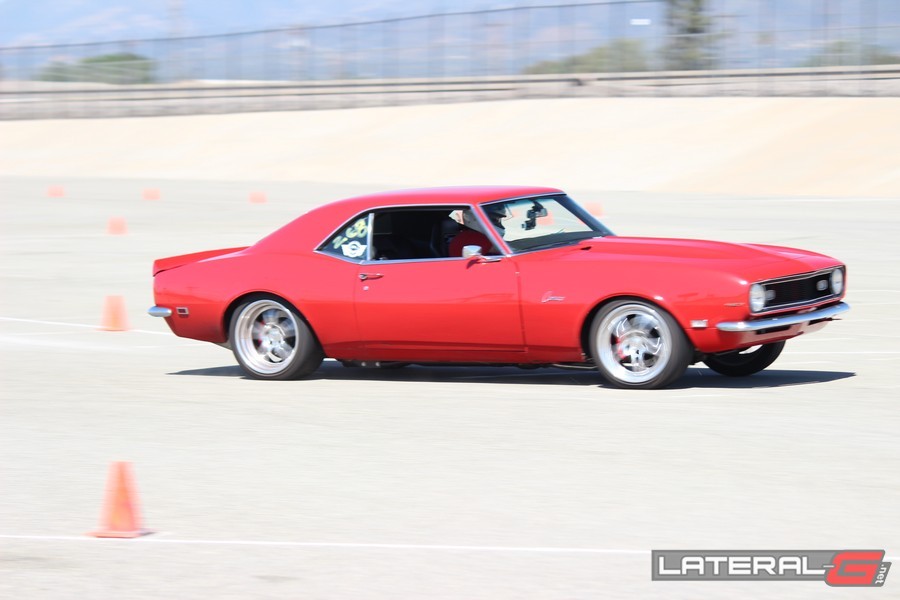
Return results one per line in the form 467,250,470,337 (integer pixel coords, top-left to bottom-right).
2,97,898,197
2,67,898,120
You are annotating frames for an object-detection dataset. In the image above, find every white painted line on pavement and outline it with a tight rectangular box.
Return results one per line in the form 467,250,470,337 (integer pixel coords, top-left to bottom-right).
0,534,649,555
0,335,204,351
754,197,899,203
802,351,900,355
850,302,900,306
0,316,169,335
775,361,834,365
2,535,895,562
5,234,110,240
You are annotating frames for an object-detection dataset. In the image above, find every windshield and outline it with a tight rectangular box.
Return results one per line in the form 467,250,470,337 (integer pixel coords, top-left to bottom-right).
481,194,612,252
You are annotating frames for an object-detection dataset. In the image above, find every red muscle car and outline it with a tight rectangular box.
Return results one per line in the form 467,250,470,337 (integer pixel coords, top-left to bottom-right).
149,186,848,389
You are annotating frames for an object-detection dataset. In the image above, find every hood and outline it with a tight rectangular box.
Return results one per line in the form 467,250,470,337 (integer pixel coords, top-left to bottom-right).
567,236,839,279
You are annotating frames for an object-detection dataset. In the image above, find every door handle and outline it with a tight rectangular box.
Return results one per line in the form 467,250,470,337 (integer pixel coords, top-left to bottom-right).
359,273,384,281
473,255,502,264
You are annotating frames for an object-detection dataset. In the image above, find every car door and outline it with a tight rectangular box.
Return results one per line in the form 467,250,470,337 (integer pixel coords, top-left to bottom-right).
353,207,524,360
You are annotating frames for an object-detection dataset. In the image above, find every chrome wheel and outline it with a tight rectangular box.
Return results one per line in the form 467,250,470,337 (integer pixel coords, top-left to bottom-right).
590,300,690,389
234,299,299,375
230,296,323,380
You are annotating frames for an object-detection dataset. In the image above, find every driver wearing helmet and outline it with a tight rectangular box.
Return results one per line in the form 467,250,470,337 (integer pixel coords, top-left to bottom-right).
449,205,506,257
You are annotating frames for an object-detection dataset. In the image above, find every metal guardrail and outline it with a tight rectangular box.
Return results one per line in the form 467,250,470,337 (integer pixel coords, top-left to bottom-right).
1,1,898,119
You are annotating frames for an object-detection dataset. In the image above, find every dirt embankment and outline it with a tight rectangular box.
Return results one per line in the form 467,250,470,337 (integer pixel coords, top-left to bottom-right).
2,97,898,197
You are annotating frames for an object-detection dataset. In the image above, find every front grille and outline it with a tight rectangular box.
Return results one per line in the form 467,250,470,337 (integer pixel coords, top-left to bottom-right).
759,268,841,312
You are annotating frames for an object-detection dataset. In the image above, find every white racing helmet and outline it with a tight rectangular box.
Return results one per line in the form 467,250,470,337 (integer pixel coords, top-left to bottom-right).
465,204,507,236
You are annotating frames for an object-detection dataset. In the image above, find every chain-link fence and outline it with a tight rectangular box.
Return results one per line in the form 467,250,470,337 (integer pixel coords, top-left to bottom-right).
1,0,898,119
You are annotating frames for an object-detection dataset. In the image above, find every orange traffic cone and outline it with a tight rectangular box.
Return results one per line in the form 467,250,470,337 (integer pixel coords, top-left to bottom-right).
249,191,267,204
47,185,65,198
106,217,128,235
142,188,160,201
90,461,152,538
100,295,129,331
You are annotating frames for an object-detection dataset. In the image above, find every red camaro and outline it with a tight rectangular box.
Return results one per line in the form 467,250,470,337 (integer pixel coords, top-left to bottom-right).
149,186,849,389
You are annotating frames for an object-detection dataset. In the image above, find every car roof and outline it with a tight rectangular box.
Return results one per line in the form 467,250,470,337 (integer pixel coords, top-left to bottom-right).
326,185,564,212
253,186,565,253
359,185,563,202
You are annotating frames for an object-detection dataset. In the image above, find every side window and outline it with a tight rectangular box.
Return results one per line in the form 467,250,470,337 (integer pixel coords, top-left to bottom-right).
370,207,469,261
447,207,501,257
320,214,370,261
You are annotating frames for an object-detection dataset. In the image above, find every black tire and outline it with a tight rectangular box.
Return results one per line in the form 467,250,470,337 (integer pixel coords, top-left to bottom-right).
703,341,785,377
229,296,323,380
589,299,691,390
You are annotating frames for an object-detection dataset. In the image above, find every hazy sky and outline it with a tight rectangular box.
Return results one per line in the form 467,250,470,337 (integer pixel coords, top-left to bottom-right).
1,0,895,48
0,0,555,46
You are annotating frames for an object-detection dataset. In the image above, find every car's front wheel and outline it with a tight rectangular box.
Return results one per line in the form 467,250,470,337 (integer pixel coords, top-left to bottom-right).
703,341,785,377
589,300,691,390
230,296,323,380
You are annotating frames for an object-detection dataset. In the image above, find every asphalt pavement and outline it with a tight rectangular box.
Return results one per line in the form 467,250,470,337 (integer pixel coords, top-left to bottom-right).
0,176,897,599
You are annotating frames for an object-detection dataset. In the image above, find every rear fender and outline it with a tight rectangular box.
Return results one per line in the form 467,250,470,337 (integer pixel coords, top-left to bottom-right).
152,247,248,276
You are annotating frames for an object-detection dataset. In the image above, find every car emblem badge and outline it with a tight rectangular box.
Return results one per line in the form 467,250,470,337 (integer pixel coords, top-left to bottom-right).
541,291,565,303
341,241,367,258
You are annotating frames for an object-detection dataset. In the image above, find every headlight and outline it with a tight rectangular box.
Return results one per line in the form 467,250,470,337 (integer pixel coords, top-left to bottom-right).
831,268,844,295
749,283,766,312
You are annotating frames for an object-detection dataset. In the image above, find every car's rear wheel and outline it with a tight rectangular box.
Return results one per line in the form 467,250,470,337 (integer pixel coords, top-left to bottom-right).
589,300,691,390
230,297,323,380
703,341,785,377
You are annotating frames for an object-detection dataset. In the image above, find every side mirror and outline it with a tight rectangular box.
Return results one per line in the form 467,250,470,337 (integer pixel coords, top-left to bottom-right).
461,245,483,259
462,245,502,263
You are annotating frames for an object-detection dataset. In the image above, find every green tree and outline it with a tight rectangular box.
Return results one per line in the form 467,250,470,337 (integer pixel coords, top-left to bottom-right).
524,39,649,74
38,61,79,82
663,0,717,70
38,52,155,84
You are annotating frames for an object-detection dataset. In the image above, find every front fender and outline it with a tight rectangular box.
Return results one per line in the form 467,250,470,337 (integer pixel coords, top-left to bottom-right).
516,254,750,356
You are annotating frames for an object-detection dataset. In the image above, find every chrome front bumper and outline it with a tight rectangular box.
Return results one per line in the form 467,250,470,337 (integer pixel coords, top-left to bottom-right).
716,302,849,332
